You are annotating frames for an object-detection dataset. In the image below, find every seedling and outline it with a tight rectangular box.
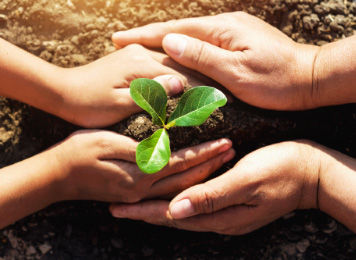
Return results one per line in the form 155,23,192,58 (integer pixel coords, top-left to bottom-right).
130,78,227,174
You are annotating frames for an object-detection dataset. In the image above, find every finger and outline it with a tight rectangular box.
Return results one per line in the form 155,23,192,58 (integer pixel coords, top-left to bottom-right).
162,34,235,88
113,73,184,119
97,132,138,162
112,16,216,48
110,200,172,223
167,163,253,219
146,50,194,77
153,75,185,96
149,148,235,198
154,138,232,180
173,204,278,235
119,44,188,88
146,50,215,89
113,88,142,116
110,200,264,235
140,58,188,95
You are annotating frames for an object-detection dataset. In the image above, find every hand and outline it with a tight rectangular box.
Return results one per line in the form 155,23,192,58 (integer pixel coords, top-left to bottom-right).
112,12,320,111
50,130,235,203
110,140,323,235
59,44,187,127
0,129,235,229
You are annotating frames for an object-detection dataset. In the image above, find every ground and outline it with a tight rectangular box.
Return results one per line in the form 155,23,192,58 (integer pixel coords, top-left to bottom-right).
0,0,356,259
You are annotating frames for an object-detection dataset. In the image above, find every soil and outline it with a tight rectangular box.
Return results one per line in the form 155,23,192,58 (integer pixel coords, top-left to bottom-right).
0,0,356,259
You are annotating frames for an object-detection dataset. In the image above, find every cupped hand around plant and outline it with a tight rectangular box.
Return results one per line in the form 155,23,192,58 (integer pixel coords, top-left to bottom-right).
112,12,320,111
110,140,324,234
49,130,235,203
58,44,187,128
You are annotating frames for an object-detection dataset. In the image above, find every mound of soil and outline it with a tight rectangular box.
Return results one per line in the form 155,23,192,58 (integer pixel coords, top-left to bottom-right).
0,0,355,259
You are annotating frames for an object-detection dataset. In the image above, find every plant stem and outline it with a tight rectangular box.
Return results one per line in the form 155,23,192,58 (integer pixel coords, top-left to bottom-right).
165,121,175,130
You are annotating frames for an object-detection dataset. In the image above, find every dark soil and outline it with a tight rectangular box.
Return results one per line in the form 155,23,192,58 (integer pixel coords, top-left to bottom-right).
0,0,355,259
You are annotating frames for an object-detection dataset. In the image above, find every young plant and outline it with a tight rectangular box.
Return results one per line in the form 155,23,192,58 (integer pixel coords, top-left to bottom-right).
130,78,227,174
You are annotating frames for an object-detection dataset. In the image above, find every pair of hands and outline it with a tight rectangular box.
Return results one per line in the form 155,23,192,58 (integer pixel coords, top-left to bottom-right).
0,36,238,228
108,12,356,234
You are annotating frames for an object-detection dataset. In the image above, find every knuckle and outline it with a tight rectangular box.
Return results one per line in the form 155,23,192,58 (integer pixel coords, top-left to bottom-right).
177,175,196,190
164,219,179,229
231,11,247,19
228,223,257,236
119,194,140,204
220,227,242,235
95,136,112,151
67,130,91,147
131,54,149,64
124,43,144,51
193,42,209,68
125,195,141,204
172,158,189,172
166,19,178,30
196,187,216,214
117,187,143,203
68,130,89,139
217,226,234,235
215,221,246,235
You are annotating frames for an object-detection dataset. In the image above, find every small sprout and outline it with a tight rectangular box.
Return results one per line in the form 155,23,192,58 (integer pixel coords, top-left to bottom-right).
130,78,227,174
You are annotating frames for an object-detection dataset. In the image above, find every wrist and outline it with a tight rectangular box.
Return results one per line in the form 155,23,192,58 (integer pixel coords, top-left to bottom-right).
309,36,356,107
317,147,356,229
0,46,69,117
23,63,69,119
42,66,76,122
293,44,321,110
42,141,78,202
54,66,91,126
294,140,323,210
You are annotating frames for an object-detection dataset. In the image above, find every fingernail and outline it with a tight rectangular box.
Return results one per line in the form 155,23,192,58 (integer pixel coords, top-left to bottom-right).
111,208,125,218
154,75,184,95
163,34,187,57
170,199,195,219
219,144,231,153
218,139,232,153
112,31,124,41
168,76,184,95
223,150,235,163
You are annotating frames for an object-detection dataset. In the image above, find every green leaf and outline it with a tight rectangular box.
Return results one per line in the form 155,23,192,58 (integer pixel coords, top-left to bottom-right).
130,78,167,126
136,129,171,174
167,86,227,127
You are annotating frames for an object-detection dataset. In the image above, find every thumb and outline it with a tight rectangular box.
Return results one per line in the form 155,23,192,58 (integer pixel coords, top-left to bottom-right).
168,169,244,219
153,75,185,96
162,33,233,87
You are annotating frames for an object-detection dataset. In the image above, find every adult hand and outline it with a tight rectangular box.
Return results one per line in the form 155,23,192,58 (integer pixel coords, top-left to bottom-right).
60,44,187,127
51,130,235,202
110,140,323,234
112,12,320,110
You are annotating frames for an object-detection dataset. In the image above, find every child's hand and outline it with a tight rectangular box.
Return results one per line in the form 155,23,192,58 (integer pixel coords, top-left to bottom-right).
0,129,234,228
0,39,187,128
59,45,186,127
52,130,235,202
